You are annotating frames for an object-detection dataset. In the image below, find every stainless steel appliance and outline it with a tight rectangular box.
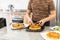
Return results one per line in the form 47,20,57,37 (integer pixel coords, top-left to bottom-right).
56,0,60,26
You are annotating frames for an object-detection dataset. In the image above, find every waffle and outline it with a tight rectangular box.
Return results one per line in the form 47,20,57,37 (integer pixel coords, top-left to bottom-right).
46,32,60,39
29,24,41,30
12,23,24,29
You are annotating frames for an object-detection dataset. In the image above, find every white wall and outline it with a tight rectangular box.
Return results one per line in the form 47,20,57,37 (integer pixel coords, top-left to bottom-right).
0,0,29,10
0,0,56,10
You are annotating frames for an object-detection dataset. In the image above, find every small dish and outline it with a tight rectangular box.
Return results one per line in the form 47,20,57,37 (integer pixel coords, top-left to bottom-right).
50,26,60,32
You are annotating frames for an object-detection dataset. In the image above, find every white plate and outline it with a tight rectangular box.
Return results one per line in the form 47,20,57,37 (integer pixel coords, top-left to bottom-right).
50,26,60,32
40,31,60,40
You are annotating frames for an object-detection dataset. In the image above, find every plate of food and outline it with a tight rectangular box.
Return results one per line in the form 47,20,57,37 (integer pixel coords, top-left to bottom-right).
26,23,45,32
40,31,60,40
51,26,60,31
11,23,25,29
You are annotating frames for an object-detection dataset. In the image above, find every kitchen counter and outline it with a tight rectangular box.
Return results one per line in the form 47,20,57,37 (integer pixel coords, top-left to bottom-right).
1,26,54,40
0,27,7,40
0,13,56,40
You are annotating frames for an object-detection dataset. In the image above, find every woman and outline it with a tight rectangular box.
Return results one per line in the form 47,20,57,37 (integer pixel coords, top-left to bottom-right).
24,0,56,26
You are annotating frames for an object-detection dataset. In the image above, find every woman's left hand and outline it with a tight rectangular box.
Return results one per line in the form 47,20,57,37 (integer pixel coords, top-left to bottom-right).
37,19,46,26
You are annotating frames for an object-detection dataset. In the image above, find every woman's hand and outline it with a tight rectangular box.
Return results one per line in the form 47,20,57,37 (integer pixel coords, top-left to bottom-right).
28,19,33,25
37,19,46,26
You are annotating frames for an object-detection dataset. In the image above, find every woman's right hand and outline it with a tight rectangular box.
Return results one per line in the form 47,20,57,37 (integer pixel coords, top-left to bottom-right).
28,19,33,25
24,9,33,25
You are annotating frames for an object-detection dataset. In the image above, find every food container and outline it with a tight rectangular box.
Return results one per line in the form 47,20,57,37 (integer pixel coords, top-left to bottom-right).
12,16,23,23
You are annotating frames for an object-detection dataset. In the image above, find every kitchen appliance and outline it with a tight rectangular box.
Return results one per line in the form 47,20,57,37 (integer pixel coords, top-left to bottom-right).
56,0,60,26
0,18,6,28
